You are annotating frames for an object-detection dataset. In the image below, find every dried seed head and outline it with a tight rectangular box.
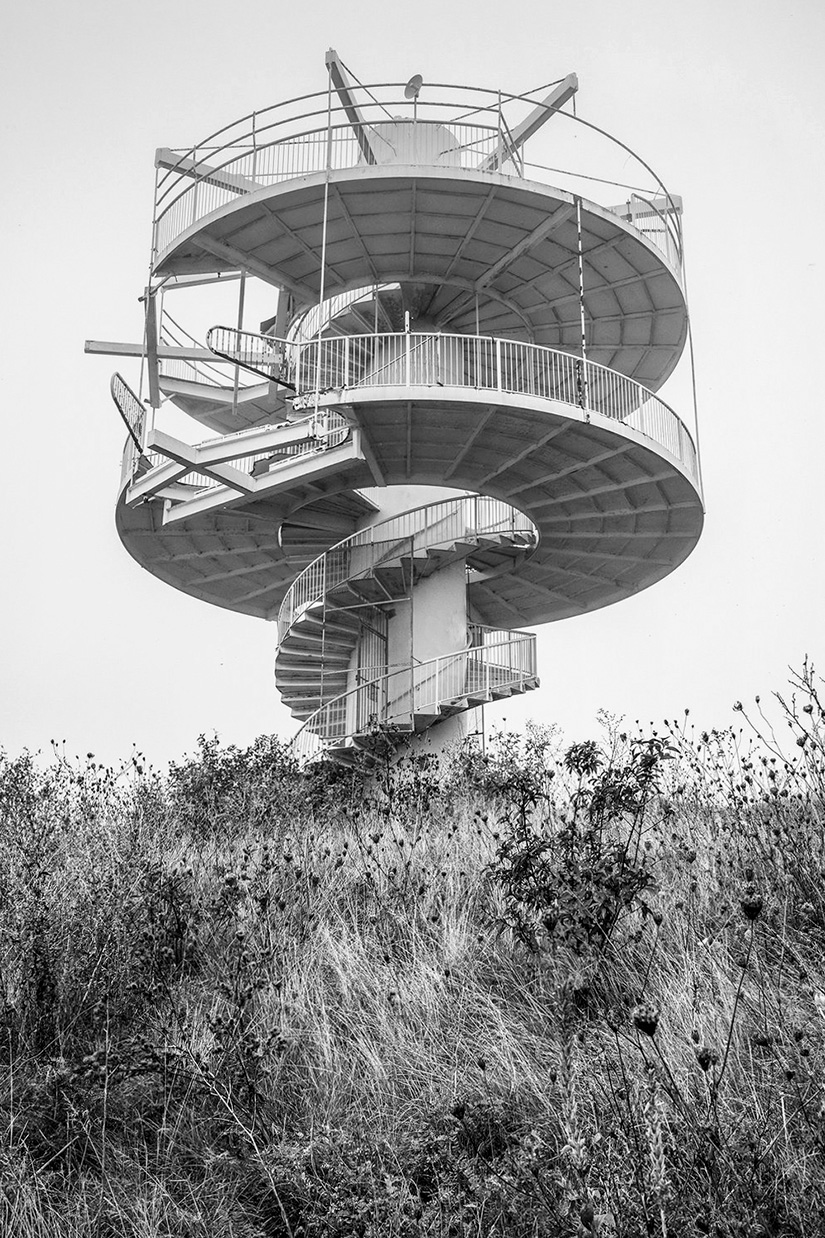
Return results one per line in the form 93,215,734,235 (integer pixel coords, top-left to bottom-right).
740,887,763,921
694,1045,719,1072
632,1003,660,1037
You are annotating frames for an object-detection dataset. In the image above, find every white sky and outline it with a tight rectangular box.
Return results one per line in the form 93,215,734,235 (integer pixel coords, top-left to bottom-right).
1,0,823,766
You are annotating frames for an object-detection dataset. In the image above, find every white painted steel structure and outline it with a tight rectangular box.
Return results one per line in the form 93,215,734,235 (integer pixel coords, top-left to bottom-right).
97,56,703,765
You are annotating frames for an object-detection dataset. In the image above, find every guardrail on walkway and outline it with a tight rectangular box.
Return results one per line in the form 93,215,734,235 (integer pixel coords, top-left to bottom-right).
278,495,537,641
291,628,537,764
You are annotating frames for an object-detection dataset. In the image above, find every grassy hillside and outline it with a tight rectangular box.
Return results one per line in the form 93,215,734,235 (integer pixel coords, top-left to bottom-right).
1,664,825,1237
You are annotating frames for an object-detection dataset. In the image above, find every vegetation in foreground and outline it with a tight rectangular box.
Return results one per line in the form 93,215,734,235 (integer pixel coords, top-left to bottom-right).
2,665,825,1236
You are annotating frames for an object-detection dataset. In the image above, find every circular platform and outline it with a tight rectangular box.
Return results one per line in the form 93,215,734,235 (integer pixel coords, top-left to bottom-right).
155,167,687,394
117,381,702,627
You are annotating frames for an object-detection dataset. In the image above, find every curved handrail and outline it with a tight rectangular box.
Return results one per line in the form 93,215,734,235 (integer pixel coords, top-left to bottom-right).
291,628,537,764
306,331,698,479
206,325,295,388
278,495,538,642
111,373,147,486
220,327,698,482
160,310,254,389
154,118,504,256
118,407,352,499
152,81,682,269
288,283,401,345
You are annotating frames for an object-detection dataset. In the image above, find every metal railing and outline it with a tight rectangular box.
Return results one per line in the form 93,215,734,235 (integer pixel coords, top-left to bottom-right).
284,330,698,480
154,119,503,256
206,325,290,385
620,193,682,275
152,81,683,270
115,400,351,499
278,495,537,642
288,284,400,345
111,373,147,487
196,326,697,482
158,311,245,388
291,628,537,764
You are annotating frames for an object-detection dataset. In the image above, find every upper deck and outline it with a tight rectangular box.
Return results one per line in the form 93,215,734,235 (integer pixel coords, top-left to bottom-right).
151,77,687,393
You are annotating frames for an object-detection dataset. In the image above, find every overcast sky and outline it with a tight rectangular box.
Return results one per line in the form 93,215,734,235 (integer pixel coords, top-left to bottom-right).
1,0,823,767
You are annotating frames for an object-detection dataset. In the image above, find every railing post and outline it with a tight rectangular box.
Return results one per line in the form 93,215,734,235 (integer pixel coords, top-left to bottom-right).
344,335,350,388
405,316,411,387
496,337,502,391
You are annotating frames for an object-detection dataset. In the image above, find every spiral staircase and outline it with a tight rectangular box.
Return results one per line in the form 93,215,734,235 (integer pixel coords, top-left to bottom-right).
95,53,703,766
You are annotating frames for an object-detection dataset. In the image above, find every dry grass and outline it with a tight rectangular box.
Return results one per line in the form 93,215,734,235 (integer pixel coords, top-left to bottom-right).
1,664,825,1235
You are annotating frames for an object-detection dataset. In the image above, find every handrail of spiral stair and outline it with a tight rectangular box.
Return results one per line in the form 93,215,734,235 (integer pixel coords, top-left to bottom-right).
111,373,147,487
287,284,401,345
208,327,699,483
113,381,351,494
160,310,252,388
291,628,538,765
153,83,682,268
277,495,538,642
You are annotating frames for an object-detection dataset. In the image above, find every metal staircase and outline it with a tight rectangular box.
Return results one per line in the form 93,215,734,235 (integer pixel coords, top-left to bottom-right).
94,55,703,766
274,495,540,754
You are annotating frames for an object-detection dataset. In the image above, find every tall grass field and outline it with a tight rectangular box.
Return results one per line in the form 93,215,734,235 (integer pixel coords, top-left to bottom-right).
2,662,825,1236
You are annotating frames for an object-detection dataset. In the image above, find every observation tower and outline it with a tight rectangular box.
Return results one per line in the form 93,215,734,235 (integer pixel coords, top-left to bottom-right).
89,52,703,765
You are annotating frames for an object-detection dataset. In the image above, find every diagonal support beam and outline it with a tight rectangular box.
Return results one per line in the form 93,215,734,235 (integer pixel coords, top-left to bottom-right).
194,234,311,300
148,429,258,494
442,407,497,481
161,434,366,524
155,148,262,195
477,419,575,487
503,443,633,497
325,49,378,165
478,74,579,173
476,203,575,290
345,407,386,484
439,203,575,327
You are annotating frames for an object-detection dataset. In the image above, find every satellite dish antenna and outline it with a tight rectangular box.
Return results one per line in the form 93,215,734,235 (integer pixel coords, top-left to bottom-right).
405,74,423,125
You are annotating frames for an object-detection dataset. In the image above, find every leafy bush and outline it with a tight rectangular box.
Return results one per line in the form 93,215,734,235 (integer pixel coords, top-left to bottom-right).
0,667,825,1234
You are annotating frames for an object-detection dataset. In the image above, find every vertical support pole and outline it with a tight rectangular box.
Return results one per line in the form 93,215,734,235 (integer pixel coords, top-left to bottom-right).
575,195,590,422
405,311,411,387
142,288,161,434
496,337,502,391
232,271,246,422
409,534,415,729
314,69,333,419
319,553,327,724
